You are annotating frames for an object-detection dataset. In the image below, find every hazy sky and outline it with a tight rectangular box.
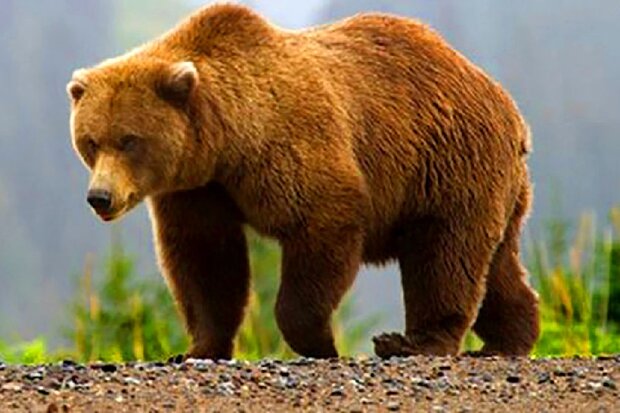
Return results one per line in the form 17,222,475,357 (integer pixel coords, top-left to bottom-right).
189,0,326,28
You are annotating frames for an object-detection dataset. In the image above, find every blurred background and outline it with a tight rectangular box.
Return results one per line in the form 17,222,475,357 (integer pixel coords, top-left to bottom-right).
0,0,619,361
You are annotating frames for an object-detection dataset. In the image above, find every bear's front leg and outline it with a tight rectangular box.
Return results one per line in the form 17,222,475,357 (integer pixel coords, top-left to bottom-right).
276,225,363,358
149,185,250,360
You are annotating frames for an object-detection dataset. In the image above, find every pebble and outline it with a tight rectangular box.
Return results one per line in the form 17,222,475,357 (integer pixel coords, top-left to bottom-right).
436,377,452,390
194,361,214,372
602,377,616,390
537,372,551,384
587,381,603,392
123,377,141,385
36,386,50,396
100,364,118,373
2,382,23,392
216,382,236,396
24,371,44,381
0,355,618,411
330,386,345,397
61,360,77,368
290,357,315,366
506,375,520,384
412,377,433,389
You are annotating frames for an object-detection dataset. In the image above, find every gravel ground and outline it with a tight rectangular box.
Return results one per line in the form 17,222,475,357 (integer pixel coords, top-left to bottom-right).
0,356,618,412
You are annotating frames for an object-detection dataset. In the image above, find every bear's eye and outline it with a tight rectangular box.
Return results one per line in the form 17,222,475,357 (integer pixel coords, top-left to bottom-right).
119,134,140,152
84,137,99,157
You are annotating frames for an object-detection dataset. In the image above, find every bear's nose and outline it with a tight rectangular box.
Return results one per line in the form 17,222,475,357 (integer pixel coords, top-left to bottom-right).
87,189,112,213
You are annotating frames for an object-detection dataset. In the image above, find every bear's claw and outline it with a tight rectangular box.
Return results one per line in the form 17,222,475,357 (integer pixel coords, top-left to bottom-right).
372,332,418,358
167,353,186,364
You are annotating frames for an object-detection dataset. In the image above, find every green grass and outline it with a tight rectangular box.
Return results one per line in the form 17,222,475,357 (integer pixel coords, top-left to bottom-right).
0,338,50,364
60,230,378,363
528,208,620,356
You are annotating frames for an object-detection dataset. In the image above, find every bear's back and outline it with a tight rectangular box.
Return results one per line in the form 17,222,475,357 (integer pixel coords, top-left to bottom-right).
303,14,529,218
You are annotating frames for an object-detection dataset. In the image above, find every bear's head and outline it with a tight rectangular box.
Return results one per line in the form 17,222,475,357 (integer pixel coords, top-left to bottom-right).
67,58,212,221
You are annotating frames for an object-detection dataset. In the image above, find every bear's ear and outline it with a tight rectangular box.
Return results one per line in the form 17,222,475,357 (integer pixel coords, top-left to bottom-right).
67,79,86,102
67,69,89,102
158,61,199,105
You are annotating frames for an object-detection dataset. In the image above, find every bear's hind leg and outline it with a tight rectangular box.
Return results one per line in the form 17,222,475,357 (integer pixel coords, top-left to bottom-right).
374,215,502,357
150,185,250,360
472,188,540,356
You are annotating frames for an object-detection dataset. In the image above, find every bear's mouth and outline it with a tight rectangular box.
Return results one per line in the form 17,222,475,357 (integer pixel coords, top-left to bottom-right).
98,212,117,222
94,209,121,222
94,193,140,222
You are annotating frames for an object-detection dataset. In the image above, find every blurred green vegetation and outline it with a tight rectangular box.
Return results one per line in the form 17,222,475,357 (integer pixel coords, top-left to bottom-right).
2,209,619,364
48,231,378,363
463,207,620,356
527,208,620,356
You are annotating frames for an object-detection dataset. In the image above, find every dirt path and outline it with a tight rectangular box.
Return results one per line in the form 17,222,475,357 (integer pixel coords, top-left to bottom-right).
0,356,618,412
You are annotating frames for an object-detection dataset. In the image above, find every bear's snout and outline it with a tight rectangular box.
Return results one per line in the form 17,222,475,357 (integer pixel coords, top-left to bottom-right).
87,188,113,215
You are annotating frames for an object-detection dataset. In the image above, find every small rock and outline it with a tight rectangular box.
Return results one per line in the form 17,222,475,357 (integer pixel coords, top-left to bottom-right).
506,375,520,384
25,370,44,380
412,378,433,389
195,360,215,372
602,378,616,390
216,382,236,396
61,360,77,368
387,401,400,411
100,364,117,373
481,373,493,382
2,382,23,392
36,386,51,396
258,359,276,371
437,377,452,390
537,372,551,384
330,386,345,397
284,377,298,389
587,382,603,392
290,357,314,366
123,377,141,385
386,387,399,396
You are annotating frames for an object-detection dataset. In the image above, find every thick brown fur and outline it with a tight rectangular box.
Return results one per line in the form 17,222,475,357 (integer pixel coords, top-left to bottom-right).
67,4,539,359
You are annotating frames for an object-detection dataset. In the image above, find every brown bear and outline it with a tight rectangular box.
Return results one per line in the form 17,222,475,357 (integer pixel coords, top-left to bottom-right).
67,4,539,359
